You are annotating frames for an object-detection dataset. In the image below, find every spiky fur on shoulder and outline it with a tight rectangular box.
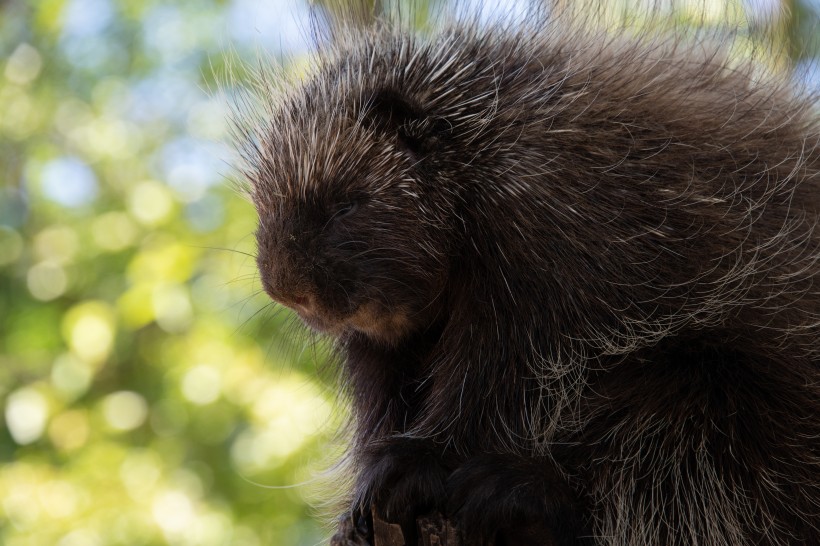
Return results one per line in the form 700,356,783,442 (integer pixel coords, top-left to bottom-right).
235,2,820,544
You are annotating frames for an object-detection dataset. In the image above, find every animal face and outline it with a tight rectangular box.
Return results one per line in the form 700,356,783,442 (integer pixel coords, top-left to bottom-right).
252,87,455,345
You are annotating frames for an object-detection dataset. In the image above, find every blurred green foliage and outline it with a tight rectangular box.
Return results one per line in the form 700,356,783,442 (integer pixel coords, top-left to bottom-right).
0,0,342,544
0,0,816,545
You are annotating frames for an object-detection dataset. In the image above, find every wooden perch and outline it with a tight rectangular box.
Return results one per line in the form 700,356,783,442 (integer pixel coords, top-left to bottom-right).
333,507,559,546
331,508,460,546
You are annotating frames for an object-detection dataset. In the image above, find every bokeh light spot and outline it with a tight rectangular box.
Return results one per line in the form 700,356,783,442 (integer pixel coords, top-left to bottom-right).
4,477,42,528
168,467,205,500
182,365,222,405
34,225,79,264
102,391,148,431
38,480,80,519
120,450,162,500
48,410,91,452
51,353,94,400
5,387,49,445
152,283,193,333
40,157,99,208
152,490,194,535
5,43,43,85
128,180,174,226
91,211,138,251
62,0,114,37
71,315,113,362
84,116,141,160
62,301,116,366
27,261,68,301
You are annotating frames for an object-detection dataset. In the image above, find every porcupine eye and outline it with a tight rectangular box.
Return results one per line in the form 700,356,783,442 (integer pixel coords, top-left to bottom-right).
333,201,359,221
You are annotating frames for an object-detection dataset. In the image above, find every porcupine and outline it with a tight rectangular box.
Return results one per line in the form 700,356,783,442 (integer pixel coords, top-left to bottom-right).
236,2,820,545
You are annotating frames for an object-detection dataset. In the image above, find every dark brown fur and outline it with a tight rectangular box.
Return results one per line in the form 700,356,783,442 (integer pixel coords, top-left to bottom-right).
238,7,820,545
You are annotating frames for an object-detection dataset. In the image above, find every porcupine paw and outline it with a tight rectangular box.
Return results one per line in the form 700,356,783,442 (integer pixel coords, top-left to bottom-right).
330,513,370,546
446,453,589,546
357,439,448,539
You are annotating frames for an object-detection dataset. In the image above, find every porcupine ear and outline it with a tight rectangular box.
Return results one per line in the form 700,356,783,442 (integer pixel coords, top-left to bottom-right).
365,90,449,158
